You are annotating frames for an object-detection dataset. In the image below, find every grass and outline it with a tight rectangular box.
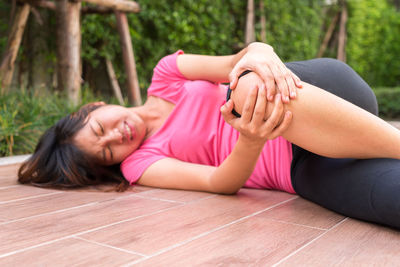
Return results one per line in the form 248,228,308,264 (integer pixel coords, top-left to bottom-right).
0,86,123,157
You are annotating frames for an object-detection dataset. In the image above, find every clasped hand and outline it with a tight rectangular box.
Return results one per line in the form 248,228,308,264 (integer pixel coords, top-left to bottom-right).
221,84,292,145
229,42,302,103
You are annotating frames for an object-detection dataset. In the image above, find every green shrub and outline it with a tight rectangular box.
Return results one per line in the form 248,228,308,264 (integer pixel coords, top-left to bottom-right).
347,0,400,86
373,87,400,119
260,0,325,62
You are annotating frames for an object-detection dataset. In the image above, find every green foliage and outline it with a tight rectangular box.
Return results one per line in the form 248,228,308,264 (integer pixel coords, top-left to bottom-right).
80,0,325,91
347,0,400,86
81,0,246,91
259,0,325,61
0,1,11,53
373,87,400,118
0,87,111,157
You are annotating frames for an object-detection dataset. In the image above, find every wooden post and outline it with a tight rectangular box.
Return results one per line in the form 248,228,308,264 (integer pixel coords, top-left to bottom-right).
105,57,124,105
17,0,141,14
337,2,348,62
115,11,141,106
55,0,81,105
84,0,140,13
245,0,255,45
0,3,30,91
317,12,339,58
259,0,267,43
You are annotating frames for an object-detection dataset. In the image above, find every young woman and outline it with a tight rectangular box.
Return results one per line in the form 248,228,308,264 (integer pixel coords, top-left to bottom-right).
18,42,400,229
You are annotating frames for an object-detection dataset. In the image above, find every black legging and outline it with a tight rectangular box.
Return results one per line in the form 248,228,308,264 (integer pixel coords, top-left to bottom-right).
285,58,400,229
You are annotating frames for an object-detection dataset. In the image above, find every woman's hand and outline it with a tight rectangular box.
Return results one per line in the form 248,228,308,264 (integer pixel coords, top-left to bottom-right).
229,42,302,103
221,83,292,145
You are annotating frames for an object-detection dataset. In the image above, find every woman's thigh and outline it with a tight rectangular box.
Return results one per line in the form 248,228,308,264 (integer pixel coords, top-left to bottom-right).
285,58,378,115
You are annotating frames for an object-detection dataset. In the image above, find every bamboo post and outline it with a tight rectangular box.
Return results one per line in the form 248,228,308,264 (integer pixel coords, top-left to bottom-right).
337,2,348,62
317,12,339,58
245,0,255,45
0,3,30,91
115,11,141,106
55,0,81,105
105,57,124,105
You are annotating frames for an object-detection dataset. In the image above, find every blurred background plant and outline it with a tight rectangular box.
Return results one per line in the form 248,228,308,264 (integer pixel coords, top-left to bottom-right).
0,0,399,156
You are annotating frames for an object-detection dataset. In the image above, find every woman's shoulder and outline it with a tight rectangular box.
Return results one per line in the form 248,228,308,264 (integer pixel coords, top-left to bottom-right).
147,50,187,104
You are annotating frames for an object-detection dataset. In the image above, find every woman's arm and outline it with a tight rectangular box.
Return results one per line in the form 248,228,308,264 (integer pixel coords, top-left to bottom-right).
137,89,291,194
176,42,302,102
176,47,248,84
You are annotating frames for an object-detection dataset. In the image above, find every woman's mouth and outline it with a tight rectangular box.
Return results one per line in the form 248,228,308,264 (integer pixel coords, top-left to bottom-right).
124,121,135,141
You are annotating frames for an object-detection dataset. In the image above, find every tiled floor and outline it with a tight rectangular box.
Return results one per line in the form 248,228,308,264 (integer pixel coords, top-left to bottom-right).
1,162,400,266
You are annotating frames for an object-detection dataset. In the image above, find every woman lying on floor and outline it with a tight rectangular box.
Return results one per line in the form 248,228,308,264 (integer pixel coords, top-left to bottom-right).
19,42,400,229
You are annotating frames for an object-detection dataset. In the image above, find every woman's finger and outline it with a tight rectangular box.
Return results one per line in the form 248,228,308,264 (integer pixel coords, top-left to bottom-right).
229,65,247,89
292,73,303,88
264,93,284,131
269,111,293,139
252,83,267,123
285,70,297,99
220,100,239,127
241,86,258,123
270,64,290,103
255,65,275,101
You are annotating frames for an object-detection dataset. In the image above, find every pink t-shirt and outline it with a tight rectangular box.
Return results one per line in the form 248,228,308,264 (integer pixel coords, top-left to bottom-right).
121,50,295,193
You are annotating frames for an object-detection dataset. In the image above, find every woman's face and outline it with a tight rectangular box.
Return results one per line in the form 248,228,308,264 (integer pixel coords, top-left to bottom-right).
73,104,146,166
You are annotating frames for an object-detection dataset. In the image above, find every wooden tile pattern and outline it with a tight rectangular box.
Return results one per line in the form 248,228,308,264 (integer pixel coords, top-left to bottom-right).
1,163,400,265
79,190,294,255
279,219,400,266
0,237,142,266
262,197,346,230
0,163,20,187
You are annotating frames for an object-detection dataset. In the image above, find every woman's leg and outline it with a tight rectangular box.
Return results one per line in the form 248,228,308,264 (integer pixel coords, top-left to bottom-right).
291,149,400,229
235,59,400,159
287,59,400,229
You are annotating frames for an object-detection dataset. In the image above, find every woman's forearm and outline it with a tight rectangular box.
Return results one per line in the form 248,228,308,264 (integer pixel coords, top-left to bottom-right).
208,136,265,194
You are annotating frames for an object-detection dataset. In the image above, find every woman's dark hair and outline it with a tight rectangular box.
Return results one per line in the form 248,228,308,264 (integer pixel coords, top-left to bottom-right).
18,103,129,192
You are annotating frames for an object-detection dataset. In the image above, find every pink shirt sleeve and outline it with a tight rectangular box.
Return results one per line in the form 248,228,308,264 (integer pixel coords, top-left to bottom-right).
147,50,186,104
121,50,187,185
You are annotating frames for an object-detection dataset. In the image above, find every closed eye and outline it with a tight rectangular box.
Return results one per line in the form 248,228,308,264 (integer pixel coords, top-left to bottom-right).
97,121,104,135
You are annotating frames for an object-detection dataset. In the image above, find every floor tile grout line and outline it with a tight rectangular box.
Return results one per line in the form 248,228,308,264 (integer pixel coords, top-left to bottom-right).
0,201,100,225
0,185,20,190
131,194,186,204
0,192,64,205
0,204,184,259
267,218,331,231
272,217,349,267
134,191,218,204
124,196,299,266
73,236,148,258
0,192,169,225
72,204,185,237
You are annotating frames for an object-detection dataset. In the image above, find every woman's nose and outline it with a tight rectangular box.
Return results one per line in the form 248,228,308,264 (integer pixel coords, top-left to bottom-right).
101,128,122,145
